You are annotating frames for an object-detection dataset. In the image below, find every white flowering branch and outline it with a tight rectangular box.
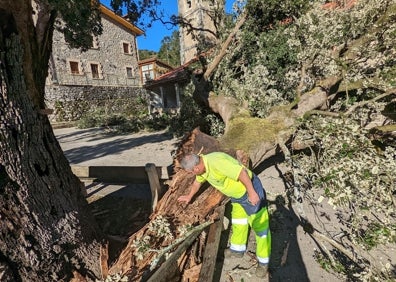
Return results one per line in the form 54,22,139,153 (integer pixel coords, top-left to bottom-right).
344,88,396,116
149,220,214,272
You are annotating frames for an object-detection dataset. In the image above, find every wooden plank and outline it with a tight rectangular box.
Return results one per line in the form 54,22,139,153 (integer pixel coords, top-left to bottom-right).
71,165,89,178
145,163,162,211
198,205,225,282
90,166,150,183
71,165,167,183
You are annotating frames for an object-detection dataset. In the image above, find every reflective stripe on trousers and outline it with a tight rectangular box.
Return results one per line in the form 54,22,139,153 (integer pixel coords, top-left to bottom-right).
230,202,271,264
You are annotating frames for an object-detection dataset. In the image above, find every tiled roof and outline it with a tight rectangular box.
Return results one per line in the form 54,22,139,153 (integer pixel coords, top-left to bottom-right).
144,57,200,88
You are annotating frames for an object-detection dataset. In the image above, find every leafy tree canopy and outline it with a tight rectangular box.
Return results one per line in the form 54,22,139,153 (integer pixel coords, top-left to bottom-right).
138,49,157,60
109,0,161,24
157,30,181,67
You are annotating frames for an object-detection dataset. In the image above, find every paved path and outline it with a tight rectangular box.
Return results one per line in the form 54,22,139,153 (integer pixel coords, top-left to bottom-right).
54,127,179,167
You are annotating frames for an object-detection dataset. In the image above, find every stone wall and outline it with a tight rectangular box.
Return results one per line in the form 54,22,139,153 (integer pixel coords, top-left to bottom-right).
46,85,149,122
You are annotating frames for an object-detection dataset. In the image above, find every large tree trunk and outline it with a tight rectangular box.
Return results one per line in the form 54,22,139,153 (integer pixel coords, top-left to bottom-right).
0,2,102,281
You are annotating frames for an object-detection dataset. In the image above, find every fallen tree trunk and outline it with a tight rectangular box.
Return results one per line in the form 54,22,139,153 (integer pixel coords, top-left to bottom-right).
107,83,332,280
107,68,395,282
108,3,396,279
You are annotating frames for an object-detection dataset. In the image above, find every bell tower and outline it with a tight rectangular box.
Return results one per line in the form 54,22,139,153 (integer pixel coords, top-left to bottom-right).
177,0,224,64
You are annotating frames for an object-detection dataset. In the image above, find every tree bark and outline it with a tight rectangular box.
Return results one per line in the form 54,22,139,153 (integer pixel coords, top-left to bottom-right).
0,2,102,281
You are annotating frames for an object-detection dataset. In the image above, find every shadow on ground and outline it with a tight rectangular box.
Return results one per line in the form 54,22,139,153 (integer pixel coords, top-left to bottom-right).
56,127,177,165
212,156,310,282
86,182,153,263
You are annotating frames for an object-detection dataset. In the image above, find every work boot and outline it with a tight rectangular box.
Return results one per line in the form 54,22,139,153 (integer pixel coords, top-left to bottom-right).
224,248,244,258
255,263,268,278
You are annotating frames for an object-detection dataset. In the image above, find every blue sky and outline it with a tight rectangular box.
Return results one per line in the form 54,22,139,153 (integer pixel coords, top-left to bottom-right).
100,1,235,52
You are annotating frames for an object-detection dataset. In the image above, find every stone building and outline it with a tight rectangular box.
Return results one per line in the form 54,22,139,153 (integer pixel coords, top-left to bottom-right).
177,0,223,64
46,4,145,121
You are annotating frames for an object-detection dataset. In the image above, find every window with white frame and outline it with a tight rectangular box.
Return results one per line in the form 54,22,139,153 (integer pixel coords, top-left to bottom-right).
141,63,154,83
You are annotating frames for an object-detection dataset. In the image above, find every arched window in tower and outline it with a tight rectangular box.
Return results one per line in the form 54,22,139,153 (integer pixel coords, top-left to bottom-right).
187,0,192,8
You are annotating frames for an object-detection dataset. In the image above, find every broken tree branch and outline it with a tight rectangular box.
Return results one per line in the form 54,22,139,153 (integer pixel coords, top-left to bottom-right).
204,11,247,80
344,88,396,116
309,229,366,268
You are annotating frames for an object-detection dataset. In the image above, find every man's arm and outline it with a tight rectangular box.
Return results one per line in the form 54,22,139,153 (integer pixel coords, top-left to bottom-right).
238,168,260,205
177,180,202,204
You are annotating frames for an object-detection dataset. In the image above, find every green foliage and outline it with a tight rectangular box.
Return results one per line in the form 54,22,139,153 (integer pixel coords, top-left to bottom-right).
214,0,396,124
131,235,152,261
167,83,226,137
212,1,311,114
77,111,145,133
168,83,204,136
294,111,396,247
75,93,150,132
109,0,161,25
142,112,172,131
72,91,182,134
139,49,157,60
239,0,311,71
358,223,396,250
245,0,310,27
204,114,225,138
157,30,181,67
147,215,174,240
315,251,345,273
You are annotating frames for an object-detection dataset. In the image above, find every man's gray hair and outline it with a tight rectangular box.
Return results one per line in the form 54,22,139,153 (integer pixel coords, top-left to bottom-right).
180,154,200,170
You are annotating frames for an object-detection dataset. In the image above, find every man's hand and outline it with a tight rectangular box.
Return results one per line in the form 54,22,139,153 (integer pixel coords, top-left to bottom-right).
177,195,192,204
248,192,260,206
238,169,260,205
178,180,202,205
